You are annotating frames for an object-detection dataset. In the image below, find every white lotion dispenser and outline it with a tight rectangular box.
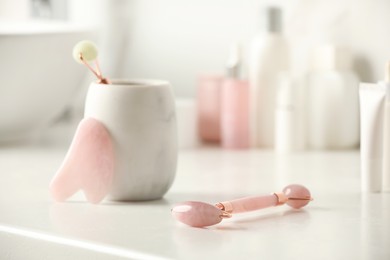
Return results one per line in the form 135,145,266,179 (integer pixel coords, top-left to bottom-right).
306,45,359,149
249,6,289,148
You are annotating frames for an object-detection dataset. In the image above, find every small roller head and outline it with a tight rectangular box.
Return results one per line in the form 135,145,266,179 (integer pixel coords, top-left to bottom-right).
283,184,312,209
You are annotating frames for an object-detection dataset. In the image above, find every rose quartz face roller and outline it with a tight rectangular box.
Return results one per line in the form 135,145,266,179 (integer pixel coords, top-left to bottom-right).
171,184,312,227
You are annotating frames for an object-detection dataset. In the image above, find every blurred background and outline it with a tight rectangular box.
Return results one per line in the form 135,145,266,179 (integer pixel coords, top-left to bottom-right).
1,0,389,149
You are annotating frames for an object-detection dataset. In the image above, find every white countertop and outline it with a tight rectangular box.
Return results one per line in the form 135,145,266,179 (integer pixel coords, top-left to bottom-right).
0,130,389,260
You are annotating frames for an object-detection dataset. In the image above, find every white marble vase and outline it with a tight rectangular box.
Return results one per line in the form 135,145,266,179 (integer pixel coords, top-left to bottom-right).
84,80,178,201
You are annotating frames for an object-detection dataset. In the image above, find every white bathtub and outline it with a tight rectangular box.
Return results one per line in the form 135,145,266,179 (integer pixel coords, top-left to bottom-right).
0,20,95,143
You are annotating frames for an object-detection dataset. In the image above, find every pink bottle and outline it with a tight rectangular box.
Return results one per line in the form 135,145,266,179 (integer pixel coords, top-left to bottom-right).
220,43,250,149
197,75,223,143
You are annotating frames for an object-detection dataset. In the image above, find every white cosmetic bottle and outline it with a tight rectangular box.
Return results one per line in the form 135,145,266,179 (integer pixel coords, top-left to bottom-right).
275,73,305,153
306,45,359,149
249,6,289,148
359,82,385,193
381,62,390,192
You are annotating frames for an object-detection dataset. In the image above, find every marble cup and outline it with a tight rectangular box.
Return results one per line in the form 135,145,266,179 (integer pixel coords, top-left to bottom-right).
84,80,178,201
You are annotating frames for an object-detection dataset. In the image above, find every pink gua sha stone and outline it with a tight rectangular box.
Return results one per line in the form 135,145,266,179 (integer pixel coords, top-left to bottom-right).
50,118,114,204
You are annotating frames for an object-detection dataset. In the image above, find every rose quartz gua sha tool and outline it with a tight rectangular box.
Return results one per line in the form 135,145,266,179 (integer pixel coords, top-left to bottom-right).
50,41,114,204
171,184,313,227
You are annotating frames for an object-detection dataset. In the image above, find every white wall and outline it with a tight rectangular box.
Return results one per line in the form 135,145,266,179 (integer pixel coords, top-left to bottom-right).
122,0,279,97
0,0,30,20
116,0,390,97
2,0,390,98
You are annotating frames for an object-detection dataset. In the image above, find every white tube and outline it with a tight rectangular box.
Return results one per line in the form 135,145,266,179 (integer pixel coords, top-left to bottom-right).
359,83,386,192
382,82,390,192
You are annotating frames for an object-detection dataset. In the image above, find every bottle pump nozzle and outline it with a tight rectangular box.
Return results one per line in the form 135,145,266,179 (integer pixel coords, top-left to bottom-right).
226,43,241,78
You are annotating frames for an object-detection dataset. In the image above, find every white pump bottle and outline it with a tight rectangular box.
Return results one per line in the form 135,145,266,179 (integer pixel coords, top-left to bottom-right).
249,6,289,148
